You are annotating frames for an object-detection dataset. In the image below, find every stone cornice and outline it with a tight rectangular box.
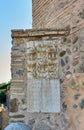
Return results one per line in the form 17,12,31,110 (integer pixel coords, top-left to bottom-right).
11,28,70,38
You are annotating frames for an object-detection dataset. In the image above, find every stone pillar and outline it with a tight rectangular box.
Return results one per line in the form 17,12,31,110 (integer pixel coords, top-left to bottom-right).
10,30,27,123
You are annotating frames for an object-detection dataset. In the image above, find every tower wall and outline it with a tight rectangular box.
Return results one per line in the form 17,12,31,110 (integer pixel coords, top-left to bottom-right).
32,0,84,30
10,0,84,130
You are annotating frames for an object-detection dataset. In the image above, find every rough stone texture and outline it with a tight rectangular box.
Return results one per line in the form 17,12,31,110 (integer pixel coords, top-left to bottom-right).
32,0,84,30
0,110,9,130
26,39,60,113
10,27,84,129
10,35,27,123
65,75,84,130
10,98,18,112
10,0,84,130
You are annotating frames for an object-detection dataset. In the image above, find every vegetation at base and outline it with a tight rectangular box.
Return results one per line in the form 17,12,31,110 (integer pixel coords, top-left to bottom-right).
0,82,10,104
0,82,10,91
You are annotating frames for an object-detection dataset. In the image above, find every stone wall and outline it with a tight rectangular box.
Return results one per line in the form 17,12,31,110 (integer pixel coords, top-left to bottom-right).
31,1,84,129
26,32,84,130
10,28,84,130
10,0,84,129
10,29,71,129
32,0,84,30
10,31,27,123
0,110,9,130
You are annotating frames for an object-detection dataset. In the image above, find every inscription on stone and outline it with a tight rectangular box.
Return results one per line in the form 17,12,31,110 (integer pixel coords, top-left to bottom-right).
27,41,58,79
27,41,60,112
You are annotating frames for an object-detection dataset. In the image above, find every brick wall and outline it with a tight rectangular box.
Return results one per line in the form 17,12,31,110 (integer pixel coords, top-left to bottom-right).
32,0,84,31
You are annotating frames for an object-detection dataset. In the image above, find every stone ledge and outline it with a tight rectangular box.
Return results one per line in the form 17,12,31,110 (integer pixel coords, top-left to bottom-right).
11,28,70,38
11,80,24,82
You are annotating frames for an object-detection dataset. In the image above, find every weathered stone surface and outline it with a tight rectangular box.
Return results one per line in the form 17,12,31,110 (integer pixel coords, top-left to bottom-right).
60,51,66,57
73,104,78,109
27,79,60,113
71,79,79,88
66,48,71,54
16,69,24,76
61,59,65,67
10,98,18,112
78,62,84,73
28,119,35,126
32,0,84,31
10,115,25,119
0,110,9,130
61,113,70,129
10,28,84,130
74,93,81,100
73,36,78,44
73,60,79,66
79,9,84,19
80,98,84,109
34,122,51,130
65,56,69,63
62,102,67,111
10,0,84,130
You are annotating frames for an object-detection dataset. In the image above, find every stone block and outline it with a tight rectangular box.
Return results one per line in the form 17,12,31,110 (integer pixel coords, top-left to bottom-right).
10,98,18,112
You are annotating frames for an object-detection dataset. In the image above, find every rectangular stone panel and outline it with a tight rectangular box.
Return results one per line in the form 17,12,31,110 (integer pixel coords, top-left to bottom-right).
26,41,58,79
27,40,60,113
27,79,60,112
42,79,60,112
27,79,41,112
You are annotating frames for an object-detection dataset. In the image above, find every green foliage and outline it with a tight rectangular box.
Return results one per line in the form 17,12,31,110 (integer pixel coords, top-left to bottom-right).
0,81,11,104
0,82,10,92
0,91,6,104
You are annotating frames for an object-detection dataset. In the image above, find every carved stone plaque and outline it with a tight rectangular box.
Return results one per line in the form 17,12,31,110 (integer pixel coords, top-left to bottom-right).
27,41,60,112
27,41,59,79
